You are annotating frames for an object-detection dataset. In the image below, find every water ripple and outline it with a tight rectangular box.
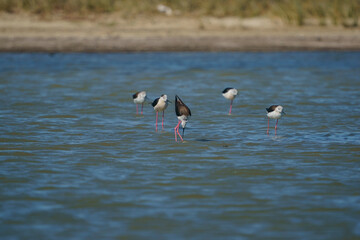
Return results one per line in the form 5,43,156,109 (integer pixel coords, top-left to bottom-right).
0,52,359,239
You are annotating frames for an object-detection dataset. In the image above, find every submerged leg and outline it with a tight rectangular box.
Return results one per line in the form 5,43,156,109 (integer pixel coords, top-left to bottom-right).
177,127,183,142
229,100,233,115
136,104,138,115
155,111,158,132
174,121,181,142
267,118,270,135
141,103,144,115
162,111,165,130
275,119,279,136
174,127,177,142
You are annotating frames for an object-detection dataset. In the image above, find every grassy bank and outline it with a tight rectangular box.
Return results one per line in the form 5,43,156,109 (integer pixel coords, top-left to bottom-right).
0,0,359,26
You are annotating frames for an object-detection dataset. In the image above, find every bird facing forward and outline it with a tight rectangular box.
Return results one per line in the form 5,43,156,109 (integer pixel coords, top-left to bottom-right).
152,94,170,132
266,105,285,135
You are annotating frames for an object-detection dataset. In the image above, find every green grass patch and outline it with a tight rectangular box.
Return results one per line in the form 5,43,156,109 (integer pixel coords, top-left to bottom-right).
0,0,359,26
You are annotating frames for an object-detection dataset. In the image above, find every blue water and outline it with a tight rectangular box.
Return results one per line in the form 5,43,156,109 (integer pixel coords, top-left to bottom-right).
1,52,360,239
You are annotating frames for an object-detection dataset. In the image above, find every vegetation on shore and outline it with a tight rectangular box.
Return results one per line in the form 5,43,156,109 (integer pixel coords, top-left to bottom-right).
0,0,358,26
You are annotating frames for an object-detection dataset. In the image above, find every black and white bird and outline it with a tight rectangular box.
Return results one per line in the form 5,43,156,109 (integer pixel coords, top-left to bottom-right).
266,105,285,135
132,91,147,115
152,94,170,132
222,88,238,115
174,95,191,142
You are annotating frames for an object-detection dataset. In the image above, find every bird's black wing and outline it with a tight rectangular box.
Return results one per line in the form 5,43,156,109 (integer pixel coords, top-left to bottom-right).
132,92,138,99
222,87,233,94
175,95,191,117
152,98,159,107
175,95,181,116
266,105,278,112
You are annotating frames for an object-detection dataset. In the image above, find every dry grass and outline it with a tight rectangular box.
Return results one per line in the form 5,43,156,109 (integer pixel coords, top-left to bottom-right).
0,0,358,26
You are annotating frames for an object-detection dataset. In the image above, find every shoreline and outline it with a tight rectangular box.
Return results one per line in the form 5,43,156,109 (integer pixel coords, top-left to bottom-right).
1,14,360,52
2,36,360,53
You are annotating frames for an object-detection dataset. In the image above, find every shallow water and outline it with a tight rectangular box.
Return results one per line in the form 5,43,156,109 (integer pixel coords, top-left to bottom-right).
1,52,360,239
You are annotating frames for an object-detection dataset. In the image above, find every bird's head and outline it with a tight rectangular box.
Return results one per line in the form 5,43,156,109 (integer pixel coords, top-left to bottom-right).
231,88,238,96
276,105,285,114
181,120,187,129
161,94,171,103
139,91,146,98
160,94,167,101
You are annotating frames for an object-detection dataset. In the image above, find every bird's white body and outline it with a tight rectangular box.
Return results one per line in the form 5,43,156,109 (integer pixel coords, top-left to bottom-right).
177,115,189,128
153,95,169,112
222,88,238,100
133,91,147,104
152,94,170,132
222,88,238,114
267,106,284,119
266,105,285,135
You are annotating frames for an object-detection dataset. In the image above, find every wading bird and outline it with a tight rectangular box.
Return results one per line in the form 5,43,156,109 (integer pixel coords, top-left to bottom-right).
266,105,285,136
174,95,191,142
152,94,170,131
222,88,238,115
132,91,147,115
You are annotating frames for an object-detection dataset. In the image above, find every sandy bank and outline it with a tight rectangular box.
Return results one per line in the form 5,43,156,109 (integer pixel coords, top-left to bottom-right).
0,13,359,52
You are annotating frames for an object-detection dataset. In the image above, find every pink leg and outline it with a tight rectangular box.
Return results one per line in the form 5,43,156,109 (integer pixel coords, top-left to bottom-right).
275,119,278,136
174,121,181,142
136,104,138,115
162,111,165,130
174,127,177,142
141,103,144,115
267,118,269,135
177,127,183,142
155,112,158,132
229,100,233,115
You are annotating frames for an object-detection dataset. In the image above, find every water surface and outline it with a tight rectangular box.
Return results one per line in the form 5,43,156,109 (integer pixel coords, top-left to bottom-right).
1,52,360,239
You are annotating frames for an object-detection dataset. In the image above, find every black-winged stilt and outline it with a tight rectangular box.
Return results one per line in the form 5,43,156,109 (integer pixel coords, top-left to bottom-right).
132,91,147,115
266,105,285,135
174,95,191,142
152,94,170,131
222,88,238,115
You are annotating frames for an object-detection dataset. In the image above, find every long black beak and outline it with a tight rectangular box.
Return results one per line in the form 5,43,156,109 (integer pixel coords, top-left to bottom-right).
283,111,286,115
167,100,172,103
182,128,185,138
